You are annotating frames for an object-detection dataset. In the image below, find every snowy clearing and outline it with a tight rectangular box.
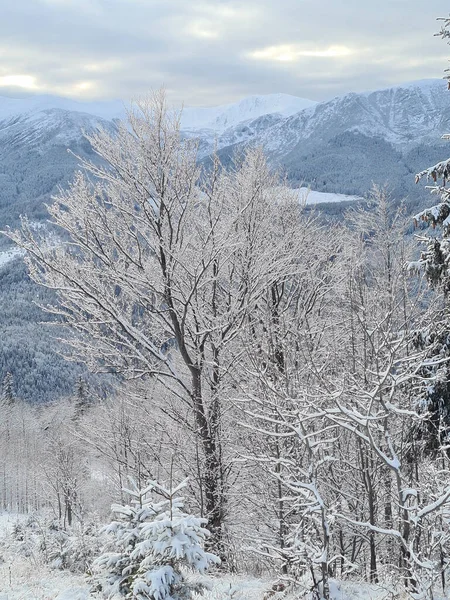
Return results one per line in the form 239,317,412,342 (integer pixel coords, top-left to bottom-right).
298,187,362,205
0,247,24,269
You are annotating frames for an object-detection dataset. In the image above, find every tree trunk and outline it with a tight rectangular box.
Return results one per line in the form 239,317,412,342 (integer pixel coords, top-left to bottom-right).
359,443,378,582
191,366,225,559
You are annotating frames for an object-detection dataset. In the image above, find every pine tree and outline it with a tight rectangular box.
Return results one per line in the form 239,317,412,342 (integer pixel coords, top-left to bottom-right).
414,17,450,453
74,377,90,418
1,372,15,405
93,478,219,599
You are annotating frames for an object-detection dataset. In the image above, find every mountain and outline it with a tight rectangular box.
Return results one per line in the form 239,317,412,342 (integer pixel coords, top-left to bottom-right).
1,81,449,402
191,79,449,152
0,92,316,135
0,80,448,239
0,103,117,239
180,93,317,133
262,79,450,157
4,80,448,217
0,94,124,122
0,91,318,235
191,79,450,211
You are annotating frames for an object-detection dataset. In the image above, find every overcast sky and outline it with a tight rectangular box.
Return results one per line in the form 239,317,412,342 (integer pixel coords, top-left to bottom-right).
1,0,450,106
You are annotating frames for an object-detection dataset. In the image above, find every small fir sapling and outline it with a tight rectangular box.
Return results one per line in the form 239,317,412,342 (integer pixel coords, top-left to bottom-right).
93,478,220,599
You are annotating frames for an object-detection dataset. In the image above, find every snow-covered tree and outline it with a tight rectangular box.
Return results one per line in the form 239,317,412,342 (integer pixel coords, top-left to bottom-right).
1,371,15,405
93,478,219,599
74,377,91,418
413,20,450,455
238,211,342,597
38,399,91,527
6,90,314,556
239,184,450,597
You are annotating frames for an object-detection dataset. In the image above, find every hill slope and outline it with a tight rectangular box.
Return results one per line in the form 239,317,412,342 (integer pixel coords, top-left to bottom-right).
1,81,448,401
191,79,450,211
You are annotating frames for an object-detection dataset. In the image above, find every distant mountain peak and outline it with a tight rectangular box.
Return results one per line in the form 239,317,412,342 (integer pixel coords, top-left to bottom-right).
360,78,445,98
0,94,125,123
385,78,444,91
180,93,317,133
0,92,318,135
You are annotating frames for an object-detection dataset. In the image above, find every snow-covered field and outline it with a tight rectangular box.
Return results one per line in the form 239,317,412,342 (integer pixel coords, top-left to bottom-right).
0,247,24,269
0,559,89,600
0,513,87,600
298,187,362,205
0,513,433,600
0,560,407,600
0,511,265,600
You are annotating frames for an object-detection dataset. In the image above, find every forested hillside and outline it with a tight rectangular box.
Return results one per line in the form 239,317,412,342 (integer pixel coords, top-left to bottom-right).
0,258,88,401
198,80,450,213
0,108,114,238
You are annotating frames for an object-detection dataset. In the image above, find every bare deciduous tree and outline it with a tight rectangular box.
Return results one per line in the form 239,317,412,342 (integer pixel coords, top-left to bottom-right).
6,90,305,557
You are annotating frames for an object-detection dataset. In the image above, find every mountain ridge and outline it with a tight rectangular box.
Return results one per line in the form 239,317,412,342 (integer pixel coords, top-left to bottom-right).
0,77,449,232
0,91,318,134
1,79,448,403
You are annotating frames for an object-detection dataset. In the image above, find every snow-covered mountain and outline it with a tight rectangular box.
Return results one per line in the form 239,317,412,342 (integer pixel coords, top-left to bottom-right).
187,79,450,209
0,104,117,238
0,78,449,237
0,92,316,134
0,91,317,234
5,79,447,165
0,94,125,123
191,79,450,156
266,78,450,154
180,93,317,133
1,78,447,152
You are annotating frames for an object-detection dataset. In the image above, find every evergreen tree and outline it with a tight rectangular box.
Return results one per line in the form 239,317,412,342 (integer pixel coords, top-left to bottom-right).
93,478,219,599
74,377,90,418
1,372,15,405
414,17,450,452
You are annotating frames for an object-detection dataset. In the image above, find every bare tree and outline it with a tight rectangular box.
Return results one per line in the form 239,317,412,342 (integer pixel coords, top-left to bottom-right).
6,91,303,557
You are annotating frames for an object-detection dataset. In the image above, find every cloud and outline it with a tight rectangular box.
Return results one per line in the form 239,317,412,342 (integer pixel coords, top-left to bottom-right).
0,75,39,90
248,44,355,62
0,0,449,105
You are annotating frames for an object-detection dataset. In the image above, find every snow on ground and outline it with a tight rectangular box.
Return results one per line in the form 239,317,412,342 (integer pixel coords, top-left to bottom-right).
0,511,27,538
277,186,362,206
0,512,88,600
0,557,89,600
0,247,24,269
0,513,432,600
298,187,362,205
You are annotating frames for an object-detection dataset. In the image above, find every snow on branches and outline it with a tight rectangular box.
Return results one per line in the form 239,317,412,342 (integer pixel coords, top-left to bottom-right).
93,478,219,600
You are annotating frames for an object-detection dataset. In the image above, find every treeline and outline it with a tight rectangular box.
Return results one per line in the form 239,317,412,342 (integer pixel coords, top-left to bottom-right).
283,130,450,214
0,258,98,402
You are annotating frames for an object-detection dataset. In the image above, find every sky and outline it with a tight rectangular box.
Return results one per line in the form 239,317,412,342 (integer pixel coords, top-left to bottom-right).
1,0,450,107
